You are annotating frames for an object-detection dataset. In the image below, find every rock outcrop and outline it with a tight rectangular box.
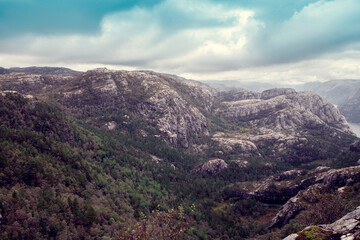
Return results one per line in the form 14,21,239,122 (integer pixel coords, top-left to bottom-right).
269,166,360,228
192,159,229,174
216,88,352,134
283,206,360,240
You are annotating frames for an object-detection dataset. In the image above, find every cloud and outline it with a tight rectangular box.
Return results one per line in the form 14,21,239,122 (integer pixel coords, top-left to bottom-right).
252,0,360,65
0,0,164,36
0,0,359,83
0,0,256,69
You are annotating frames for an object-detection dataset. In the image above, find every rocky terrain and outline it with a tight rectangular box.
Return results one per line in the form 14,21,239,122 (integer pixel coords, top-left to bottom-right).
1,66,360,239
268,166,360,228
205,78,360,124
283,206,360,240
0,67,357,161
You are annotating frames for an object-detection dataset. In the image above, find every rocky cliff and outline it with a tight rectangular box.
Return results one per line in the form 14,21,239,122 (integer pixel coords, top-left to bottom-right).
216,88,351,134
242,165,360,228
212,88,355,163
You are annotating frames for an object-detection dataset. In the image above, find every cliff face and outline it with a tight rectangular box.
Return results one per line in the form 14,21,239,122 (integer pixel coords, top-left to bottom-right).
216,89,351,134
273,166,360,226
213,88,355,163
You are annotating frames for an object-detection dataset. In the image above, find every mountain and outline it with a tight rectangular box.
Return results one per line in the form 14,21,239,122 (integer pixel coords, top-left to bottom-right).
299,80,360,106
0,67,359,239
339,87,360,123
0,68,355,161
204,79,360,124
1,66,82,76
298,80,360,123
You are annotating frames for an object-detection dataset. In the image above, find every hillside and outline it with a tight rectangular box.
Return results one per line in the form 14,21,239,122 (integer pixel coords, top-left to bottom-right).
0,68,359,239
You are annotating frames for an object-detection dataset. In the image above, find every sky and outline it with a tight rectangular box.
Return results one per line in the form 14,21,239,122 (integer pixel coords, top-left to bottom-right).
0,0,360,84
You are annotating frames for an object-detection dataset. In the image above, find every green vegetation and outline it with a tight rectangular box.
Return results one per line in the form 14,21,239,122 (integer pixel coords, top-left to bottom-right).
0,92,359,239
0,93,280,239
296,226,334,240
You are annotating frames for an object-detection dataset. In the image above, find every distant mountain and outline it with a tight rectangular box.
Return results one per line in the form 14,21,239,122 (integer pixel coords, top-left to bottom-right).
201,79,288,92
297,79,360,123
0,67,8,74
0,66,82,76
340,87,360,123
298,79,360,106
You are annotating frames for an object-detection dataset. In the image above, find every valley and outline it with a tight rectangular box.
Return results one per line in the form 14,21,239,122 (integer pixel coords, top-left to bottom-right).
0,67,359,239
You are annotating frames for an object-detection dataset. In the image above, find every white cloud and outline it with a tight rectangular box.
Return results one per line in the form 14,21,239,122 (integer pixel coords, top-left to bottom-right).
0,0,359,84
253,0,360,64
0,0,256,70
183,49,360,84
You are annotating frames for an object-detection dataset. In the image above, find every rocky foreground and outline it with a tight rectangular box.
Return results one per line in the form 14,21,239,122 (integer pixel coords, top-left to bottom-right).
283,206,360,240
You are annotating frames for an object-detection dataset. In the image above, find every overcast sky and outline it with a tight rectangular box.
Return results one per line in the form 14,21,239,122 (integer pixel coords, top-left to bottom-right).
0,0,360,84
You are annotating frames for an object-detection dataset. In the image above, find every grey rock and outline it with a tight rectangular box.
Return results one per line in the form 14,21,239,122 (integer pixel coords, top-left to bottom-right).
216,89,353,134
270,184,322,228
283,233,299,240
283,206,360,239
192,159,229,174
320,206,360,233
315,166,360,188
270,166,360,228
260,88,296,100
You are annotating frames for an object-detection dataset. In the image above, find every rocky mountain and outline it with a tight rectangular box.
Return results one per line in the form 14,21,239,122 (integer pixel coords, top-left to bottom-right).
0,66,360,239
299,80,360,124
205,79,360,124
0,68,356,162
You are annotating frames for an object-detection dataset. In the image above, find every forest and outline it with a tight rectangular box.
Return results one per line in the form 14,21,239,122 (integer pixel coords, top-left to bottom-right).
0,91,360,239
